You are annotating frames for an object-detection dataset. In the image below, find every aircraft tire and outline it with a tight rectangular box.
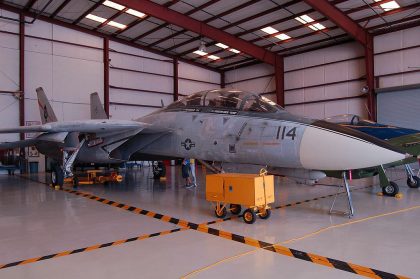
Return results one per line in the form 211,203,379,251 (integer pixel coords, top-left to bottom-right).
407,176,420,188
382,181,399,197
52,165,64,188
73,176,79,188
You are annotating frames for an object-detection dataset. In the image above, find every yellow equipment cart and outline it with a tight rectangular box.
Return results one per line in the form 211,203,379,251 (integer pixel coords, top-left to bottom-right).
64,170,123,186
206,171,275,224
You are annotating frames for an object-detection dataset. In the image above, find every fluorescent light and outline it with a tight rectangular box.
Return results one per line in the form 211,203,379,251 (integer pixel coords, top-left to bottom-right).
103,0,125,11
275,33,291,40
86,14,107,23
229,48,240,54
108,21,127,29
215,43,229,49
193,50,207,56
380,0,400,11
295,15,315,24
261,26,278,35
308,23,326,31
126,8,146,18
208,55,220,60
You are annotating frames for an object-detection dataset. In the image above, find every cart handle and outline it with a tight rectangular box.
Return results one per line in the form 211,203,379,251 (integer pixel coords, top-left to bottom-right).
259,168,268,176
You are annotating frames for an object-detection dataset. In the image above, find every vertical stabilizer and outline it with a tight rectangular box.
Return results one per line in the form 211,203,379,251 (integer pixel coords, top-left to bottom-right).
90,92,108,119
36,87,58,124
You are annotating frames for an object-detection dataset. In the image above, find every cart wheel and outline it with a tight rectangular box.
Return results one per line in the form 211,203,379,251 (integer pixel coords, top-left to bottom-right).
230,204,241,215
258,208,271,220
214,206,227,218
243,209,256,224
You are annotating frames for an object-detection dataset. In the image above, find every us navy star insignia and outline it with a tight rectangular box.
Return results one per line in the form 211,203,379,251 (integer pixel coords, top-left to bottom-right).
181,138,196,150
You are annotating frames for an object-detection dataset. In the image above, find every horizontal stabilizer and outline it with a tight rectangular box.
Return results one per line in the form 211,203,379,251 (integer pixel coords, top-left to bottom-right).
0,139,38,149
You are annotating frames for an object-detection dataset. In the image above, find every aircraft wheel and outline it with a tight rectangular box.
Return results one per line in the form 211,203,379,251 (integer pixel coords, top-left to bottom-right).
214,206,227,218
407,176,420,188
382,181,399,197
258,208,271,220
229,204,241,215
243,209,256,224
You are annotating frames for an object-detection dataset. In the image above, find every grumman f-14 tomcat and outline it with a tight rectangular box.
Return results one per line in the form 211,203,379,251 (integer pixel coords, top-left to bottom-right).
0,88,410,214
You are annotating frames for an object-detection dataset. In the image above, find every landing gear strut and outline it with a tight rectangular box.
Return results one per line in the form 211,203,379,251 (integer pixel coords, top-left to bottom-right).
329,171,354,218
378,165,399,197
51,139,85,189
405,164,420,188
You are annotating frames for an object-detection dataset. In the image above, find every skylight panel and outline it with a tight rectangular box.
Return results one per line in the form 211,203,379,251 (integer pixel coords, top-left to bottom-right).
86,14,107,23
229,48,240,54
103,1,125,11
308,23,326,31
261,26,278,35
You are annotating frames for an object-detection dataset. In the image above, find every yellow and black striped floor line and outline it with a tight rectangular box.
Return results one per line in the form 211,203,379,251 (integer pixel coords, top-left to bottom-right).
16,176,408,278
0,228,188,270
204,185,374,225
60,188,407,279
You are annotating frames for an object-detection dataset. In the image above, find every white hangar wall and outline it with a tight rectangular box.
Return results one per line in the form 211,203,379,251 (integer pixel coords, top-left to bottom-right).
374,26,420,88
109,44,220,120
225,26,420,120
0,9,221,172
225,42,367,120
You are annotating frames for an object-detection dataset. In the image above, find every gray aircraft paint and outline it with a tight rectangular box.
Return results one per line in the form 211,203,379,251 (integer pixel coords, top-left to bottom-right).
0,88,409,176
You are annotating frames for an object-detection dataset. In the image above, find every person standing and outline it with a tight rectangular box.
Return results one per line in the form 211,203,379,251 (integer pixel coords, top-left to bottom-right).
182,158,192,188
190,158,197,187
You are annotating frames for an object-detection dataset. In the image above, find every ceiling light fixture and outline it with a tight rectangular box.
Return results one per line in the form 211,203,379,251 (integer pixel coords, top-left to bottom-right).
126,8,146,18
208,55,220,60
229,48,240,54
193,50,207,56
108,21,127,29
103,0,125,11
215,43,228,49
261,26,279,34
86,14,107,23
275,33,291,40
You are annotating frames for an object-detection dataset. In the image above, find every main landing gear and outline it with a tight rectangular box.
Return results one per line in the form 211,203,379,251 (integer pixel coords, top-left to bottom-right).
378,165,400,197
51,139,85,189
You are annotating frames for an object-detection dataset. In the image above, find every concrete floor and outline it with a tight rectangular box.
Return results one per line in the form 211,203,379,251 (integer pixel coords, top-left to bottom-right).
0,165,419,278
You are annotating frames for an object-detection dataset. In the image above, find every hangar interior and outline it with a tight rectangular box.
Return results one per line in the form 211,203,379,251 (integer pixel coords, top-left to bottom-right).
0,0,419,278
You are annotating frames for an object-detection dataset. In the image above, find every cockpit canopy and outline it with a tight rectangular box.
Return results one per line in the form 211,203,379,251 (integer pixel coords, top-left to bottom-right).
165,89,283,113
325,114,375,125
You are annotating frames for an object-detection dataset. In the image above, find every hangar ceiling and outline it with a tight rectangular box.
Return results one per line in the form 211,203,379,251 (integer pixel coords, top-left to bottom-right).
1,0,419,71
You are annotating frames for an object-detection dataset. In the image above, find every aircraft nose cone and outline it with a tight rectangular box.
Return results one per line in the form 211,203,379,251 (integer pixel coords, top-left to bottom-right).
299,120,408,171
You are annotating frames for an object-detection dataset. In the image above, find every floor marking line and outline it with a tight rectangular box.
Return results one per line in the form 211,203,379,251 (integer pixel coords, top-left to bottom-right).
58,187,406,278
16,176,408,278
0,228,188,270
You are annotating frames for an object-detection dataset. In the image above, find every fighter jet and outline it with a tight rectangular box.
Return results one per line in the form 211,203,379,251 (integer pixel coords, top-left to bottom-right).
0,88,410,209
325,114,420,195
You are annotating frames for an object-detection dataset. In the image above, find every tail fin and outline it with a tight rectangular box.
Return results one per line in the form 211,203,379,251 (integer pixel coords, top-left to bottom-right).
36,87,58,124
90,92,108,119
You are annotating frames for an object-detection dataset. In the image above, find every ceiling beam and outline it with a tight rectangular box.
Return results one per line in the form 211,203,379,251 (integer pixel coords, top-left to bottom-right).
0,2,220,73
115,0,277,65
302,0,369,45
